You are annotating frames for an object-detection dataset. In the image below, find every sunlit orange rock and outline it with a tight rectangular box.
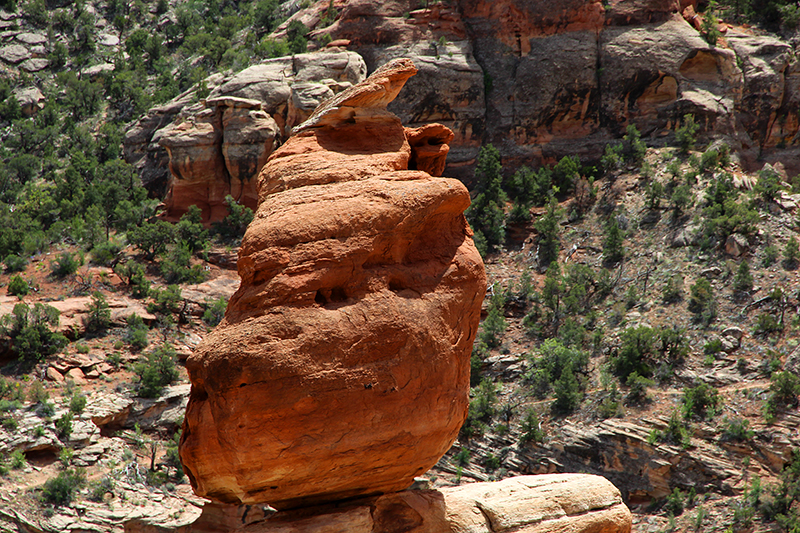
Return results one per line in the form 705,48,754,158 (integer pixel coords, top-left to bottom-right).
179,58,486,510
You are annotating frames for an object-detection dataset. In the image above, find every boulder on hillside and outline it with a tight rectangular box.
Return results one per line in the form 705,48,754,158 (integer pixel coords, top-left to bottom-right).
179,58,486,509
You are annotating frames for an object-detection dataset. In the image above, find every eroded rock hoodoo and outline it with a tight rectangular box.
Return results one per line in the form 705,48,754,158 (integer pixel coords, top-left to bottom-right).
178,58,487,509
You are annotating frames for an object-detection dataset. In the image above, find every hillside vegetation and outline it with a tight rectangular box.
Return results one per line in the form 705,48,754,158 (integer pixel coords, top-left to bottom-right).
0,1,800,532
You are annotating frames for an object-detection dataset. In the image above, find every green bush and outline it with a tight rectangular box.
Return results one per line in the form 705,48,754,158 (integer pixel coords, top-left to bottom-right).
601,142,623,174
733,261,753,295
756,166,784,203
50,252,81,278
7,275,29,297
147,285,183,316
460,378,497,439
479,293,507,348
175,205,208,253
534,200,562,267
125,313,149,351
4,254,28,273
699,147,719,173
682,382,721,420
10,449,26,469
719,417,754,443
286,19,309,54
525,339,588,401
519,408,544,444
688,278,716,326
649,411,691,449
115,262,150,298
626,372,654,405
160,242,207,284
763,244,779,267
602,217,624,265
623,124,647,164
55,412,72,441
701,8,721,45
676,114,699,154
665,487,686,516
41,468,85,507
784,236,799,270
133,344,179,398
163,430,184,480
662,275,684,304
69,394,87,415
552,361,583,414
0,303,68,364
127,220,175,260
466,145,507,256
27,380,48,404
90,239,123,266
202,298,227,327
88,476,115,502
610,326,658,380
84,291,111,335
755,312,783,336
765,371,800,421
211,195,254,242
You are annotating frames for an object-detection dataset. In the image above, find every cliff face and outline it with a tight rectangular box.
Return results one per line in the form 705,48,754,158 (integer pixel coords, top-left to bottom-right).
123,51,368,223
178,58,486,509
296,0,800,180
126,0,800,212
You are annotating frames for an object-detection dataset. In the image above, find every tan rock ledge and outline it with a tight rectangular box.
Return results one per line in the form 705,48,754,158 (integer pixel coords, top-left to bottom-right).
189,474,632,533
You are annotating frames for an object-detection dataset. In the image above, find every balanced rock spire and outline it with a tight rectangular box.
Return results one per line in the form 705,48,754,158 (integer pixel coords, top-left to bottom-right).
178,58,486,510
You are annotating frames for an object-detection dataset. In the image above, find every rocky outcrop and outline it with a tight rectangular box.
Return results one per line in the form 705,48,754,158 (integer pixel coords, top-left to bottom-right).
189,474,632,533
179,58,486,509
270,0,800,179
158,96,278,222
123,50,367,216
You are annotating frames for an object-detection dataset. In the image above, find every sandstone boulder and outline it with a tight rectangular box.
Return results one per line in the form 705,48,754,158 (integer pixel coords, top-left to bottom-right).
0,44,30,64
12,86,44,116
180,58,486,510
188,474,631,533
406,123,454,177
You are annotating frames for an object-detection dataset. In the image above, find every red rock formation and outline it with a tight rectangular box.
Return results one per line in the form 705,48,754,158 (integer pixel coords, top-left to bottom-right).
405,124,454,177
179,58,486,510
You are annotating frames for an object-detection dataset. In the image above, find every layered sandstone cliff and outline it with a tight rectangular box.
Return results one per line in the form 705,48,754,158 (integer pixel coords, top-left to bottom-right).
123,50,367,222
178,58,486,509
279,0,800,178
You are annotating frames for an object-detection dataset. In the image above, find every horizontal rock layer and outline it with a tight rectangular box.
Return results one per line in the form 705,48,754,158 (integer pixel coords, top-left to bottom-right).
188,474,632,533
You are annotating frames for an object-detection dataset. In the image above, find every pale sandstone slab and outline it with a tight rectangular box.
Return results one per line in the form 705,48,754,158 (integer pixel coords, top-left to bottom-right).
188,475,632,533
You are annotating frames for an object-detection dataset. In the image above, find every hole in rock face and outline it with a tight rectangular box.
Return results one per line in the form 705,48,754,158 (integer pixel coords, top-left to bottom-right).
315,287,347,306
388,279,405,292
329,286,347,302
315,290,328,305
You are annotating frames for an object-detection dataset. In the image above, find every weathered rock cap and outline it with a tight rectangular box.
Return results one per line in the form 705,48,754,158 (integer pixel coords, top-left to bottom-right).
188,474,632,533
291,57,418,134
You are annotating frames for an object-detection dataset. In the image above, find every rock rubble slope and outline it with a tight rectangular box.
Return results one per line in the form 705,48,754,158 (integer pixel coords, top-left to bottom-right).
179,57,487,509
